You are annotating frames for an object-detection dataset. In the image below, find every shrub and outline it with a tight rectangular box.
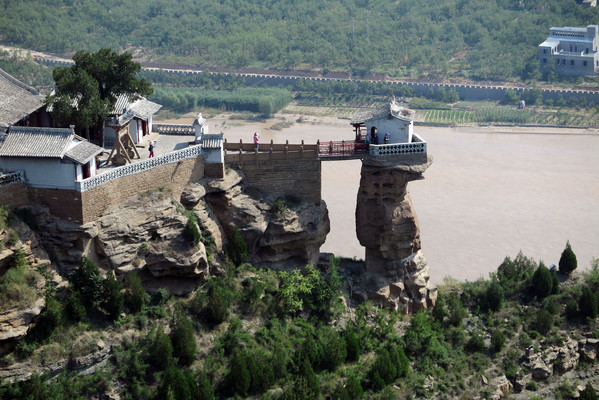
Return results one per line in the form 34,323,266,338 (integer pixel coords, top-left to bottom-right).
148,325,173,370
532,263,553,298
559,241,577,275
533,309,554,334
226,226,247,266
526,381,538,391
490,329,506,353
0,205,9,232
101,270,124,321
65,289,86,321
481,280,504,312
69,257,103,309
197,371,215,400
123,271,146,313
270,198,288,217
346,374,364,400
466,331,486,353
318,326,347,371
206,286,228,324
580,383,599,400
170,305,197,366
345,330,360,362
183,212,202,246
579,287,598,319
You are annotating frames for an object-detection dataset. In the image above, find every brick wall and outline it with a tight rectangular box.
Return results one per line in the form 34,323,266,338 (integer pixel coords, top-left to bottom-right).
28,187,84,223
0,183,29,209
230,158,321,205
80,156,205,223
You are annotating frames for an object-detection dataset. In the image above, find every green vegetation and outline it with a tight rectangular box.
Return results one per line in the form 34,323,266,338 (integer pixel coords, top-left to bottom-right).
226,226,248,267
3,0,599,82
560,240,578,275
45,48,152,134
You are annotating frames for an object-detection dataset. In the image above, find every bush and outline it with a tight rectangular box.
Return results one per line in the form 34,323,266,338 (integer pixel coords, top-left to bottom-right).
226,226,247,266
490,329,506,353
101,270,124,321
170,305,197,366
65,289,86,321
466,331,486,353
580,383,599,400
559,241,577,275
526,380,538,391
69,257,103,309
533,309,554,334
206,286,228,324
148,325,173,370
579,287,598,319
345,330,360,362
123,272,146,313
532,263,553,298
481,280,504,312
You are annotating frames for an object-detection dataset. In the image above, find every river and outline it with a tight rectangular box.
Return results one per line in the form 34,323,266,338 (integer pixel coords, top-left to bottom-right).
167,114,599,283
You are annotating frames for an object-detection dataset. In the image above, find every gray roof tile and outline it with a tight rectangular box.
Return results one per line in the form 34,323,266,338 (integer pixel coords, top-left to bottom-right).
0,68,45,129
0,126,102,164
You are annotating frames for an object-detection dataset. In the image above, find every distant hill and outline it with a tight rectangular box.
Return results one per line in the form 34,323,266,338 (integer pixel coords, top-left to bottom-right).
1,0,599,81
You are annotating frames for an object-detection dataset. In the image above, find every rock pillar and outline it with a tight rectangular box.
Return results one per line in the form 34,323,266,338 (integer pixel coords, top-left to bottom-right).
355,154,437,312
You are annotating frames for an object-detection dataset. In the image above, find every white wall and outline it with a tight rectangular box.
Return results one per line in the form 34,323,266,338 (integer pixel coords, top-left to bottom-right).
366,116,413,143
0,158,77,189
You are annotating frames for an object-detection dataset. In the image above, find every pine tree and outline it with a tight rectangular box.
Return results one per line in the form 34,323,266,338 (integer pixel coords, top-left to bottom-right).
101,270,124,321
170,306,197,366
559,241,578,275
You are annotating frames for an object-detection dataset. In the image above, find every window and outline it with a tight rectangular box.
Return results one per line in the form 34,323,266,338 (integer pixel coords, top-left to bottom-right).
543,49,547,54
571,60,575,65
584,61,588,66
543,58,547,64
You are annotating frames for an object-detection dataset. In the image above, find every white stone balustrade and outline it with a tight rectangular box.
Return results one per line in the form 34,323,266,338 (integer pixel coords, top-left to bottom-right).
75,145,203,192
369,133,427,157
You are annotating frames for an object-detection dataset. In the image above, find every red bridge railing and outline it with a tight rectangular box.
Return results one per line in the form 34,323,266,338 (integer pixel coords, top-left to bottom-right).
317,140,369,157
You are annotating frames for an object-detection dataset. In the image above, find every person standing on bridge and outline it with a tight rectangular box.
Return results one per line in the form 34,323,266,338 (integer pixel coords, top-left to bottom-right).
253,132,260,151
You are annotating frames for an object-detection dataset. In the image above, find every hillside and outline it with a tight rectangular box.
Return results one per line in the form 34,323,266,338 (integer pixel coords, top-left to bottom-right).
2,196,599,399
1,0,599,81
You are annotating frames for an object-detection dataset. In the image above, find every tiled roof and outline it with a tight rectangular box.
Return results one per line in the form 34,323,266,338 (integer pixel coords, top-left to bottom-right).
0,68,45,129
350,101,415,124
65,140,103,164
0,126,102,164
111,93,162,120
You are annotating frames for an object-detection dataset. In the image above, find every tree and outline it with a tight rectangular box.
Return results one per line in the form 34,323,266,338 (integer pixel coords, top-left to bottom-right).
123,271,146,313
46,48,152,140
170,305,197,366
580,383,599,400
559,241,577,275
226,226,247,267
532,263,553,298
101,269,124,321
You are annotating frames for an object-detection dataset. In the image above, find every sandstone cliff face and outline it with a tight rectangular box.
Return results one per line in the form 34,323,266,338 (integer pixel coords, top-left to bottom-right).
202,169,330,269
23,168,329,293
0,218,63,354
355,154,437,312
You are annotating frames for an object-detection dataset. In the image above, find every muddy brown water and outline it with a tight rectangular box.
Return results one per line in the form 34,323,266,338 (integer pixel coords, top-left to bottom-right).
160,115,599,283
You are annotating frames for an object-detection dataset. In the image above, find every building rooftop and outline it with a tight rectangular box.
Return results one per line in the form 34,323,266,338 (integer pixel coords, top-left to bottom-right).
0,68,45,130
351,100,415,125
0,126,102,163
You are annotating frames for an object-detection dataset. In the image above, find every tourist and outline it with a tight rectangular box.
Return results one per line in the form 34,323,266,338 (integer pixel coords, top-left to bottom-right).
148,140,155,158
365,132,370,144
253,132,260,151
384,133,390,144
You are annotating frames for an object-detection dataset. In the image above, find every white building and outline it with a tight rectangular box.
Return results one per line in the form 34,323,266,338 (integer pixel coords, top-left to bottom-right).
103,93,162,146
351,100,415,144
538,25,599,76
0,126,103,189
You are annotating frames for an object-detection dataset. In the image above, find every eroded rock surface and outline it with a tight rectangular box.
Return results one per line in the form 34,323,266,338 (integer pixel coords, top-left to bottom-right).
355,154,436,312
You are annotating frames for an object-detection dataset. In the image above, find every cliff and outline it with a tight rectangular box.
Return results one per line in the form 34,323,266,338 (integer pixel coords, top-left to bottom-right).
354,153,437,313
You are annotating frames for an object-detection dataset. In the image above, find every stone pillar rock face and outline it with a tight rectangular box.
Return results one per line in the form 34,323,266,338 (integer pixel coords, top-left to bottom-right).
355,155,437,312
